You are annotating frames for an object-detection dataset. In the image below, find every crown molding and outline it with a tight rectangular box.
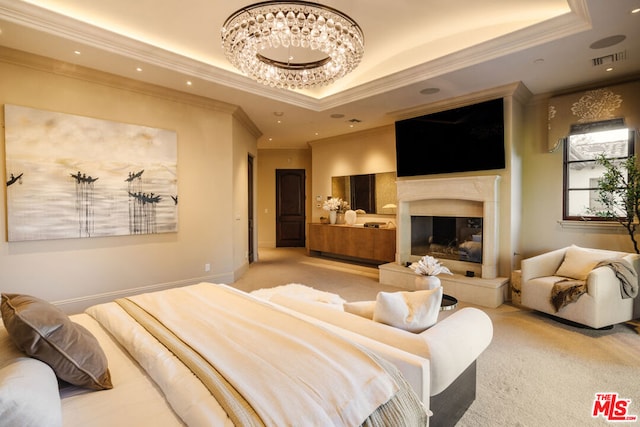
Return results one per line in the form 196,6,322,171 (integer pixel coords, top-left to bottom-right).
0,0,591,113
0,46,244,117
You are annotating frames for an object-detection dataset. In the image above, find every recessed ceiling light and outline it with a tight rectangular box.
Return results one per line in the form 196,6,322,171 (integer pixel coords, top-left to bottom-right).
631,7,640,14
277,120,282,124
590,35,626,49
606,67,614,72
273,111,284,117
186,81,193,86
330,113,345,119
74,50,81,55
136,67,143,72
419,87,440,95
348,119,361,128
533,58,545,64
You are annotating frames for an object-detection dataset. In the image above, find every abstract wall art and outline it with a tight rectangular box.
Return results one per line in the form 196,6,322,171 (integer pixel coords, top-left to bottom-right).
4,104,178,241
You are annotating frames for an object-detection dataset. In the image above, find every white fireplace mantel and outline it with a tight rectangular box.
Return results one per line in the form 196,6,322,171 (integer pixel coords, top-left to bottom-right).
396,175,501,279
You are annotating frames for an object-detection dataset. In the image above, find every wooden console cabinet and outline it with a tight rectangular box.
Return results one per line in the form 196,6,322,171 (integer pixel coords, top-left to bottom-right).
308,223,396,263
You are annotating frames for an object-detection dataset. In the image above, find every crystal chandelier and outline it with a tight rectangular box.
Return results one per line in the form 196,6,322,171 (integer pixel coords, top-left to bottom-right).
221,1,364,90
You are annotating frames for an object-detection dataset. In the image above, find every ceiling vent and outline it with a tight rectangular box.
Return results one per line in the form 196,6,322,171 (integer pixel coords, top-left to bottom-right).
592,51,626,66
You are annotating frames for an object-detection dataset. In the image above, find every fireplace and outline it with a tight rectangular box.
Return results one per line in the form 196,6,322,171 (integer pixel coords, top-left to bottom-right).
411,216,483,263
396,175,500,279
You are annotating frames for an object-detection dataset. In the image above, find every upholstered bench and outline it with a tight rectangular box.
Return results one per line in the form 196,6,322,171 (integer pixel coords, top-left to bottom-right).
268,292,493,427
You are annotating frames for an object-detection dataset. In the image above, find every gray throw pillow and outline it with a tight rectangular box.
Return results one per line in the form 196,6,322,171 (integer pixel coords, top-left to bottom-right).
1,293,112,390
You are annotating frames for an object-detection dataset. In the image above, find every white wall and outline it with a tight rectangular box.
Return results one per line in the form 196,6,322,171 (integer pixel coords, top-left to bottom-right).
0,48,258,312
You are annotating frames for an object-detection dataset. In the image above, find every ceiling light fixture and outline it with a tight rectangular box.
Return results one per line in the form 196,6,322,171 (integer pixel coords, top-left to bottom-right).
221,1,364,90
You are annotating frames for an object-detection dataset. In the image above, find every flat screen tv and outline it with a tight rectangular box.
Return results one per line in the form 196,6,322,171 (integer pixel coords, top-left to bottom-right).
395,98,505,177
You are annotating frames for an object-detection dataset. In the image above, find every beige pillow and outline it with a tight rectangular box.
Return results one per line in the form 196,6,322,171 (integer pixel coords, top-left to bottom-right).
555,245,616,280
1,293,112,390
373,287,443,333
343,301,376,319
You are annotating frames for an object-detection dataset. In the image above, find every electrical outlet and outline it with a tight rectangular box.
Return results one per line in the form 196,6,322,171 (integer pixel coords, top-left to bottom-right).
204,263,211,272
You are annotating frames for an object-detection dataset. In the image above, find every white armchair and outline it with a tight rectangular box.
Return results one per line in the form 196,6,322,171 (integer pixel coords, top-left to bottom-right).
521,245,640,329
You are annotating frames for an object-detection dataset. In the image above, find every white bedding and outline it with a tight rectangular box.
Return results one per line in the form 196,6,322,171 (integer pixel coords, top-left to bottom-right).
61,313,187,427
84,302,233,427
115,283,397,427
0,283,428,426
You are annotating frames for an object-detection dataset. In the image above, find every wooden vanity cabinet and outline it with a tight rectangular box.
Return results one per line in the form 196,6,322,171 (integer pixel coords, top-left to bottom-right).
308,223,396,263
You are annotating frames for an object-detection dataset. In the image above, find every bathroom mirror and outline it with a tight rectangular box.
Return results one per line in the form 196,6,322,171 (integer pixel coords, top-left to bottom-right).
331,172,397,214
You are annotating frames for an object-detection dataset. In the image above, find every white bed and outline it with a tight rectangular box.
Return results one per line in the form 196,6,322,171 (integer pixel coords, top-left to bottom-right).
1,283,427,427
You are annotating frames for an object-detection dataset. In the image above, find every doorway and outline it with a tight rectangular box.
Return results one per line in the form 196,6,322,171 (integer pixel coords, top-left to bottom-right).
275,169,306,247
248,154,255,263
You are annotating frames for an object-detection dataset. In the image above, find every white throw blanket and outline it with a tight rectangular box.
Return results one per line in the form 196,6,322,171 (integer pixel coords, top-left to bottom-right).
123,283,398,427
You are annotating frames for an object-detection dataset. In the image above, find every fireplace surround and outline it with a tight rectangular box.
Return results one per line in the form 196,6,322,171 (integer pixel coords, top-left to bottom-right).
379,175,509,307
396,175,500,278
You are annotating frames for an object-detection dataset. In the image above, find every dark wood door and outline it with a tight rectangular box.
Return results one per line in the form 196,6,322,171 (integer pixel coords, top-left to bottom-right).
276,169,306,247
247,154,254,263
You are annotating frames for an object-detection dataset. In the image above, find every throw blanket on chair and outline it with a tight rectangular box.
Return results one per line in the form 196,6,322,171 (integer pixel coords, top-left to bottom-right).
551,279,587,312
595,258,639,298
551,258,638,312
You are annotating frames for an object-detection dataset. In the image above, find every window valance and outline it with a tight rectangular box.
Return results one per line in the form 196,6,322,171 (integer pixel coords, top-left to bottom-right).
547,79,640,152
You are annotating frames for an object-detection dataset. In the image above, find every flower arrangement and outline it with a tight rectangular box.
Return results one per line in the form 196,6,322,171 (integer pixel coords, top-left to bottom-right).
322,197,350,213
409,255,453,276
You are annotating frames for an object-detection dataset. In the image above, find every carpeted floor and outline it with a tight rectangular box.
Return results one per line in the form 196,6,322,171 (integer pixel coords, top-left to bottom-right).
231,248,640,426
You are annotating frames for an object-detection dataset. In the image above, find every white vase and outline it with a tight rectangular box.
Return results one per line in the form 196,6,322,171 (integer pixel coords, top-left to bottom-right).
415,275,441,290
329,210,337,224
344,209,357,225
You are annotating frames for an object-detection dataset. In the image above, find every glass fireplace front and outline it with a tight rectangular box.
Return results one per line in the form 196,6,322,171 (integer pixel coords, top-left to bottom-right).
410,216,483,263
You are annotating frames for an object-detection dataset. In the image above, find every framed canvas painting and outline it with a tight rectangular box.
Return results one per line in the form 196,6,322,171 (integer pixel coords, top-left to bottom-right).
4,104,178,241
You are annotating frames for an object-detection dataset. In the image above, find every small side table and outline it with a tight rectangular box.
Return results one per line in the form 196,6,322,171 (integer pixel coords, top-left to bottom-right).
511,269,522,305
441,294,458,311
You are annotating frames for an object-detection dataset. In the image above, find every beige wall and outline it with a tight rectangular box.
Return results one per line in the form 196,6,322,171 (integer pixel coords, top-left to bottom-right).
232,116,260,272
310,125,397,224
0,49,258,312
519,95,634,261
310,93,521,278
2,48,634,308
256,149,312,249
308,82,637,277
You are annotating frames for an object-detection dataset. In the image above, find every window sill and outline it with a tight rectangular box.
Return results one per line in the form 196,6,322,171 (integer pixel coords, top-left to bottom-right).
557,220,629,231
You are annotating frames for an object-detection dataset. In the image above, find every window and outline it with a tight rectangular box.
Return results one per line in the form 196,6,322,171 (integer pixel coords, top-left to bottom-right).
563,122,635,220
